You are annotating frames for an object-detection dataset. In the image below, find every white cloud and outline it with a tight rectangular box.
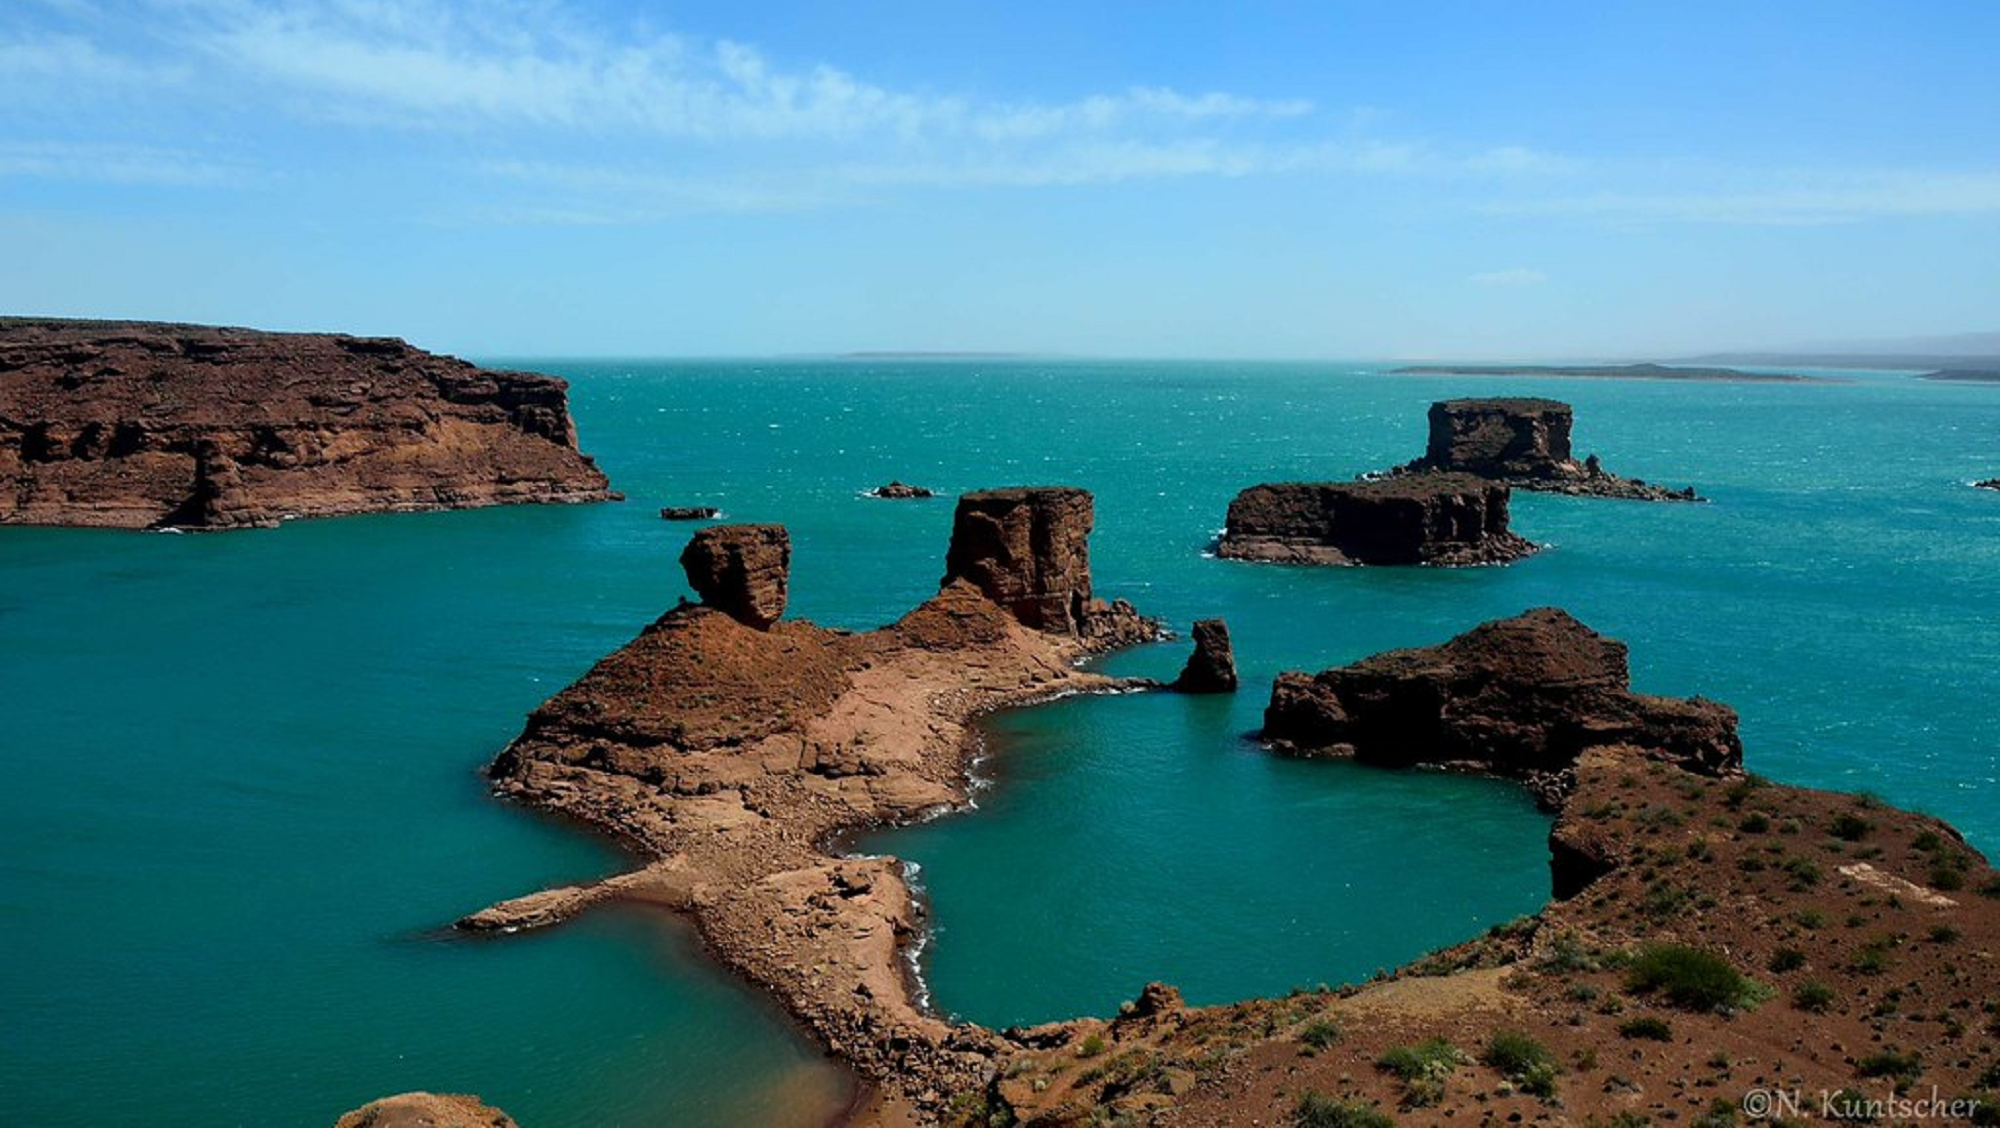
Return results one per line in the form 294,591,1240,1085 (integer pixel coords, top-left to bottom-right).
1470,268,1548,287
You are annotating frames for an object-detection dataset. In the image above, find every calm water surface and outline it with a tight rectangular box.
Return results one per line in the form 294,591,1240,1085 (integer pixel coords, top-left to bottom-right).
3,360,1996,1122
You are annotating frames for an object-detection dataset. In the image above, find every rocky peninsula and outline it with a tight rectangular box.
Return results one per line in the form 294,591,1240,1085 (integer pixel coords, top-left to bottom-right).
462,486,1158,1121
0,318,615,529
1216,474,1538,566
1392,397,1701,501
1391,362,1826,383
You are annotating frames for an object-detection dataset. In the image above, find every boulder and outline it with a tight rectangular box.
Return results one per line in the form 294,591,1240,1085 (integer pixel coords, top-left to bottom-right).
680,524,790,628
1216,473,1537,566
1171,618,1238,693
1262,608,1740,805
0,318,616,529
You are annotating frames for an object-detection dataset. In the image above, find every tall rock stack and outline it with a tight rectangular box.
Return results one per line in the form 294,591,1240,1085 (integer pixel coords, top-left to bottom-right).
680,524,791,628
942,486,1156,645
1418,398,1575,479
1171,618,1239,693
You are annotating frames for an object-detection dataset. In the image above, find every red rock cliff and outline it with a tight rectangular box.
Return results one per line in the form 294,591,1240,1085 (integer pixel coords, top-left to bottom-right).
0,318,617,529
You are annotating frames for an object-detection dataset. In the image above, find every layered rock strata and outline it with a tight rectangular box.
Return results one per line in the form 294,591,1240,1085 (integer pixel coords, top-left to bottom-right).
1396,397,1699,501
679,523,791,628
465,488,1158,1120
1262,607,1741,806
0,318,616,529
1216,474,1538,566
942,486,1156,644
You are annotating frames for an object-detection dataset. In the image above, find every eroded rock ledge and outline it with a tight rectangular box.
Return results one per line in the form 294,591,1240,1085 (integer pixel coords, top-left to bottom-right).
464,488,1160,1118
0,318,616,529
1216,473,1538,567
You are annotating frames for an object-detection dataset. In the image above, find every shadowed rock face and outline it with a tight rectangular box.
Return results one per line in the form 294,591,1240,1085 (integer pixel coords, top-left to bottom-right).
679,524,790,628
1217,473,1538,566
1172,618,1238,693
0,318,616,529
1262,607,1741,805
941,486,1157,645
1420,397,1574,478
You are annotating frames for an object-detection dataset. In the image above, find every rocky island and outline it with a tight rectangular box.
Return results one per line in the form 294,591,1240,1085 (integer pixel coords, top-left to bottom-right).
1390,362,1826,383
462,486,1159,1122
1392,396,1700,501
869,480,936,499
0,318,616,529
1216,474,1537,566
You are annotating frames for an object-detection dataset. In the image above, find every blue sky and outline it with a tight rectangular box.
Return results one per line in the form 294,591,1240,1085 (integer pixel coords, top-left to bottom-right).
4,0,1997,358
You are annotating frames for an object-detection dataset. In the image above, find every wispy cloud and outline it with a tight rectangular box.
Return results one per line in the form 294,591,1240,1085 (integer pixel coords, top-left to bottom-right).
1484,170,2000,225
0,140,255,186
1470,268,1547,287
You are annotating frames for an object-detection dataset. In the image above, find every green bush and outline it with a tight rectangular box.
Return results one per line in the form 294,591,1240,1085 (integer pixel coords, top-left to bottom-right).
1293,1092,1395,1128
1768,947,1807,973
1299,1018,1343,1049
1793,979,1836,1012
1482,1030,1560,1098
1830,812,1873,841
1076,1032,1106,1058
1377,1037,1467,1106
1617,1016,1673,1041
1624,944,1766,1012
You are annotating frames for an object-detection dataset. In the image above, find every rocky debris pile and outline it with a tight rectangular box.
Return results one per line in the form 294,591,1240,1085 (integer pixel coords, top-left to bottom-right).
1171,618,1238,693
869,480,934,499
1394,397,1698,501
659,505,721,520
679,523,790,628
1217,474,1538,566
333,1093,516,1128
942,486,1158,643
0,318,616,529
1262,607,1740,806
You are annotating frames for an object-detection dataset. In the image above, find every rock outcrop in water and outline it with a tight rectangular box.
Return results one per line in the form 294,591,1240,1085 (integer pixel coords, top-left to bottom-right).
659,505,721,520
468,487,1158,1123
1262,608,1741,805
869,480,934,499
0,318,616,529
1171,618,1238,693
1395,397,1699,501
943,486,1157,644
334,1093,516,1128
679,523,791,628
1216,474,1538,566
1976,479,2000,492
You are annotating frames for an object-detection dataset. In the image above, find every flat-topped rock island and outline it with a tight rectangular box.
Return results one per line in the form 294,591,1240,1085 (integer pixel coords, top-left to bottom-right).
1216,473,1538,566
0,318,617,529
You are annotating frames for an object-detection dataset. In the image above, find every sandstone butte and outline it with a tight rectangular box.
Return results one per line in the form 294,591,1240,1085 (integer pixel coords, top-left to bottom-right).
451,504,2000,1126
1392,396,1701,502
0,318,617,530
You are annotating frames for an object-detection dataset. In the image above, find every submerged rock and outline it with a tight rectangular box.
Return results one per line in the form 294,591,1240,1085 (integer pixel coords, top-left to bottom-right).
1397,397,1699,501
1216,473,1537,566
1262,607,1740,805
659,506,721,520
1171,618,1238,693
679,523,790,628
942,486,1158,642
0,318,617,529
1976,479,1999,491
333,1093,516,1128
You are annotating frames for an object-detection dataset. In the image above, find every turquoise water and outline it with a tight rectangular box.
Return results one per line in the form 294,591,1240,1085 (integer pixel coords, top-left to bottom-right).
5,360,1998,1122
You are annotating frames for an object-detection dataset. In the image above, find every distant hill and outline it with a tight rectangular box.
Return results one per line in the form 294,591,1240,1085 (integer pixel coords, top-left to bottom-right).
1682,330,2000,371
1389,362,1826,383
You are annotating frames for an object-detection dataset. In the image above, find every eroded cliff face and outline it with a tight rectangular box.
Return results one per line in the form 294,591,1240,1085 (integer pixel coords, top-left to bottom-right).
1216,474,1538,566
679,523,791,628
0,319,616,529
1262,607,1741,805
942,486,1158,644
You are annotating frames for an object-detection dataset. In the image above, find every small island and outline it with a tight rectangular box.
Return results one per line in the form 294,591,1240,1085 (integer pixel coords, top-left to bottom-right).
1389,397,1701,501
1390,361,1828,383
1216,474,1538,567
0,318,617,530
1920,369,2000,383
